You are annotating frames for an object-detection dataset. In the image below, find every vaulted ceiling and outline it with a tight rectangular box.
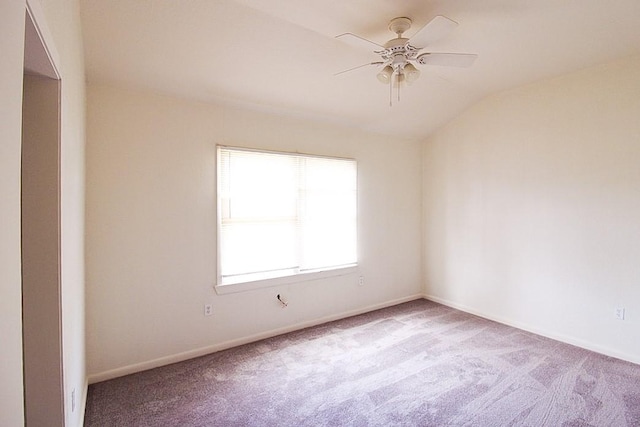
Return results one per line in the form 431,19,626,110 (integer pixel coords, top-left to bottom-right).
81,0,640,139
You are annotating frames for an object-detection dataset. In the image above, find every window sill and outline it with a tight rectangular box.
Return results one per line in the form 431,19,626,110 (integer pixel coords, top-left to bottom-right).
214,265,358,295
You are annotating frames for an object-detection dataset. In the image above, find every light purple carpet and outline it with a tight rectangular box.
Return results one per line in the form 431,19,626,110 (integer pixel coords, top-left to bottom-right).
84,299,640,426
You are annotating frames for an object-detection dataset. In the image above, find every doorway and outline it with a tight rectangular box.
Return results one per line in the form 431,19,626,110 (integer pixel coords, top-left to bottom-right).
21,5,64,426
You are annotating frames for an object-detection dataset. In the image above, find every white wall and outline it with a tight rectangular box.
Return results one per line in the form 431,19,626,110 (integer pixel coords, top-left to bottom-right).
0,1,28,425
36,1,88,424
422,55,640,363
0,0,86,425
85,84,423,380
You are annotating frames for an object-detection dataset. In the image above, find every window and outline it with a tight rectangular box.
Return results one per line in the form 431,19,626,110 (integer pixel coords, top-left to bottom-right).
217,146,357,286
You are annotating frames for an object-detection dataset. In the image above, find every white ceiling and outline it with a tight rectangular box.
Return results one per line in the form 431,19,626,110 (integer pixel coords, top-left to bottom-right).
81,0,640,139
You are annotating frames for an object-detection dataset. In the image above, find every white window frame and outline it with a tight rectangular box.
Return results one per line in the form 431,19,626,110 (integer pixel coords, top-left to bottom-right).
215,145,358,294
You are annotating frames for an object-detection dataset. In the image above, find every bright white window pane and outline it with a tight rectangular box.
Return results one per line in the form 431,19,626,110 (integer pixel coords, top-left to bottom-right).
221,221,296,276
226,152,297,219
301,217,356,270
300,157,357,270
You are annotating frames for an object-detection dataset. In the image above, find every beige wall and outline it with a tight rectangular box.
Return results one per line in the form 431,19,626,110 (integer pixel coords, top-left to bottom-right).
422,55,640,363
0,1,28,425
85,84,423,380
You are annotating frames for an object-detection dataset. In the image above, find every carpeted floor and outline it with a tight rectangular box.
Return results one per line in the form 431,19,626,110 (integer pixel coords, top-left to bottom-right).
84,299,640,426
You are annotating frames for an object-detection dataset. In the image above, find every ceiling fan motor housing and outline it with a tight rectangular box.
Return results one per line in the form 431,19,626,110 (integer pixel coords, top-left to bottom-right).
384,37,410,51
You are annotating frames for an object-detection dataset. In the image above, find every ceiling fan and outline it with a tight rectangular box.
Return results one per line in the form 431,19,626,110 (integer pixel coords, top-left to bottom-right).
335,15,477,104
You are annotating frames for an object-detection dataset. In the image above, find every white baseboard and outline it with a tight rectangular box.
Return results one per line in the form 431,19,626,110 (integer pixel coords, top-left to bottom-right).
88,294,424,384
423,293,640,366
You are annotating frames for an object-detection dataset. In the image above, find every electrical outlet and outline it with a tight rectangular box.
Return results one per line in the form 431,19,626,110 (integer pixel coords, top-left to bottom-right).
615,307,625,320
71,388,76,412
204,304,213,316
358,276,364,287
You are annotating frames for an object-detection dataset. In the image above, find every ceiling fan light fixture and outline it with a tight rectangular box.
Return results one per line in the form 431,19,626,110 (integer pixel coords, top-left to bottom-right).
404,63,421,84
377,65,393,84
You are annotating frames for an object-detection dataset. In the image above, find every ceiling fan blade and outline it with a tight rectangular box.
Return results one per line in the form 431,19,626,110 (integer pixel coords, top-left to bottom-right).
409,15,458,48
416,53,477,68
335,32,384,51
334,62,384,76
